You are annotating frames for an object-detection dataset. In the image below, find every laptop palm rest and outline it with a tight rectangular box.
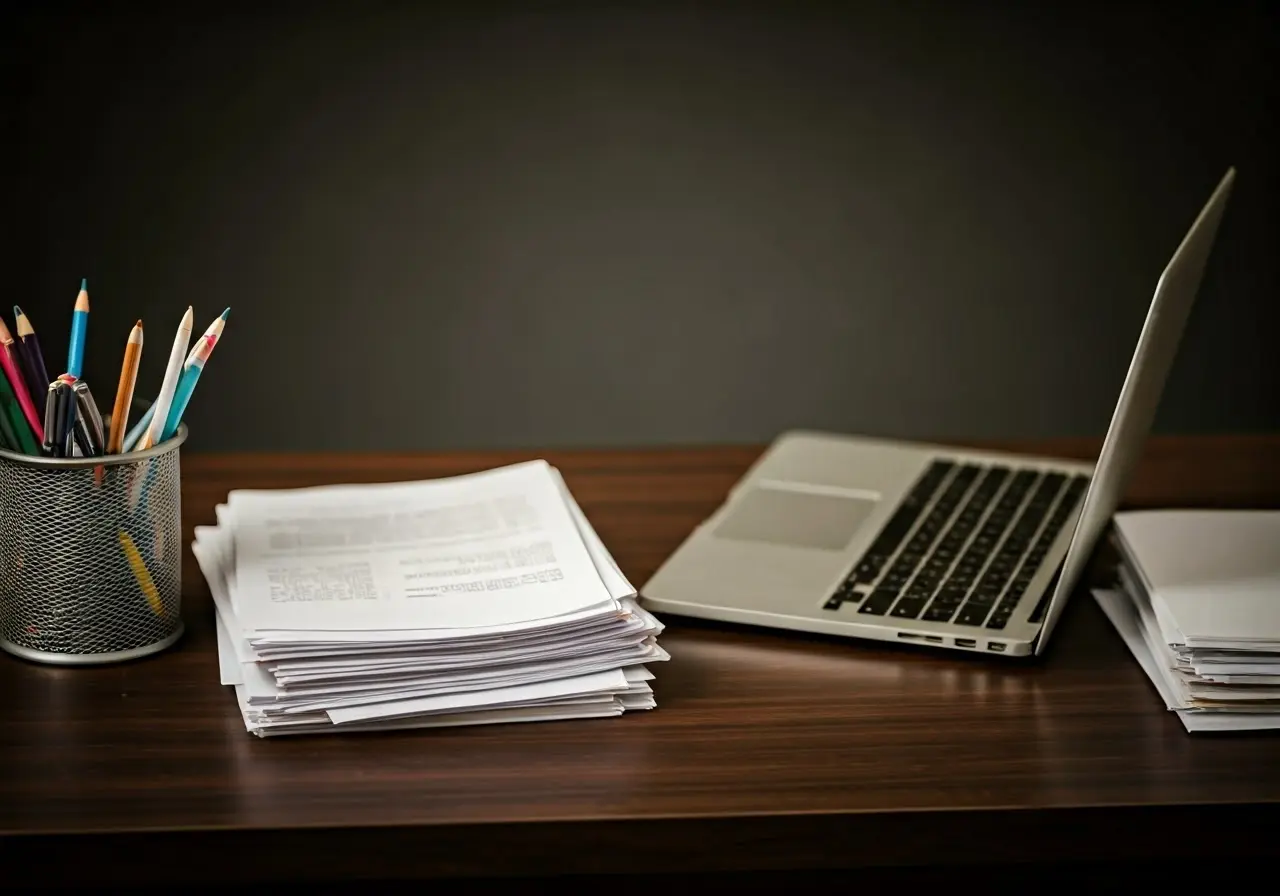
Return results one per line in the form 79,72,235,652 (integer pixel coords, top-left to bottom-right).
713,485,880,552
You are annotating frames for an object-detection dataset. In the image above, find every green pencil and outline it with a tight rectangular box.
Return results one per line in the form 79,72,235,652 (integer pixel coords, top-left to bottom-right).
0,370,38,454
0,394,16,450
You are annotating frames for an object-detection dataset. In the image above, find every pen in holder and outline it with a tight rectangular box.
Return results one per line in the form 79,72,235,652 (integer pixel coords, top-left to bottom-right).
0,403,187,665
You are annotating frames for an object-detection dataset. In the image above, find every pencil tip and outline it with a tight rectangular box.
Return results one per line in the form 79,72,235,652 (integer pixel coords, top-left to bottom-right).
135,319,143,329
80,278,87,292
12,305,22,318
220,307,230,321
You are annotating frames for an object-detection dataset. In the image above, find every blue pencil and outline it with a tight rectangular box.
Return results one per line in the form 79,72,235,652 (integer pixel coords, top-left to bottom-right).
122,404,153,453
67,279,90,378
162,335,215,440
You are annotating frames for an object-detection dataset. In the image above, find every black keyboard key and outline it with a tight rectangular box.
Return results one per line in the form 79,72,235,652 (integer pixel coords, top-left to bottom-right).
982,467,1011,489
922,602,958,622
891,596,928,619
1039,471,1066,493
922,588,965,621
1062,474,1089,504
1003,469,1038,500
974,578,1004,597
851,557,882,581
930,586,967,608
895,552,923,570
918,459,956,486
880,572,909,591
823,596,842,611
986,598,1017,629
955,601,992,626
859,589,898,616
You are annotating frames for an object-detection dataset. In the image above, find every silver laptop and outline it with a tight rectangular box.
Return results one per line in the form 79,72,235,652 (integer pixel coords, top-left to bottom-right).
642,169,1235,658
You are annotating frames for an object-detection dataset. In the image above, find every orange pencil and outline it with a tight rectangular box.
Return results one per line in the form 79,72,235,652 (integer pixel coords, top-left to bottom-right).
107,321,144,454
0,316,44,441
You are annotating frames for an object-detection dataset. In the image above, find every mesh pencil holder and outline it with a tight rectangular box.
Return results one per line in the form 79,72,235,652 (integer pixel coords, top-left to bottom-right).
0,418,187,665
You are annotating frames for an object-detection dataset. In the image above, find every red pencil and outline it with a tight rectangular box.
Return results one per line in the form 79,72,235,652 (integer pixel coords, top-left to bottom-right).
0,316,44,441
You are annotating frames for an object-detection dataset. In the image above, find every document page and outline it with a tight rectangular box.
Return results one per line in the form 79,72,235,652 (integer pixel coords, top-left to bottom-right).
227,461,616,632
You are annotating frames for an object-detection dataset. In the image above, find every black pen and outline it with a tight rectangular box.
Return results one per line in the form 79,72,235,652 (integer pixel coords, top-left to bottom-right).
41,380,69,458
72,380,106,457
56,374,77,457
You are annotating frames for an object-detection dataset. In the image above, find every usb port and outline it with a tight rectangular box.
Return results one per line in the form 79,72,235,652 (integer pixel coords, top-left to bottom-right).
955,638,976,648
988,642,1006,653
924,635,942,643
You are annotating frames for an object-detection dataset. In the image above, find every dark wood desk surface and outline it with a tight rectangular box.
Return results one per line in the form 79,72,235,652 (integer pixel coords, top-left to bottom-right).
2,435,1279,887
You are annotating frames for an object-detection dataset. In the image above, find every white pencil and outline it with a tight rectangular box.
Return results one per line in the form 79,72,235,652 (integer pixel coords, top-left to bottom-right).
139,306,193,450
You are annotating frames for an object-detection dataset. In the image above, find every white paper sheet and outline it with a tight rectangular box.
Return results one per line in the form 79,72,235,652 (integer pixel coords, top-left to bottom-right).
226,461,616,632
1113,510,1280,649
327,668,633,724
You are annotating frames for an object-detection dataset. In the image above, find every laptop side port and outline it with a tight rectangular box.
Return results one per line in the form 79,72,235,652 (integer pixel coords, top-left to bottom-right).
988,642,1006,652
955,638,976,648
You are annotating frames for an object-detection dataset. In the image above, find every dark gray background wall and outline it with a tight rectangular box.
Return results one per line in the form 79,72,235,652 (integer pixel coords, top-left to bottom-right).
4,1,1276,452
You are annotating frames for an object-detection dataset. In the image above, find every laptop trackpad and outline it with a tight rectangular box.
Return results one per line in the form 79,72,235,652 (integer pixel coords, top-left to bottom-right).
712,486,877,552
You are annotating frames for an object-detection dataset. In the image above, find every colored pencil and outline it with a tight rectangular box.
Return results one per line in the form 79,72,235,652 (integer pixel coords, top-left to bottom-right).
13,306,51,409
162,334,215,440
0,316,44,441
138,306,192,451
0,380,20,450
119,530,165,617
0,370,38,454
107,321,144,454
125,307,228,450
187,307,228,365
67,279,90,379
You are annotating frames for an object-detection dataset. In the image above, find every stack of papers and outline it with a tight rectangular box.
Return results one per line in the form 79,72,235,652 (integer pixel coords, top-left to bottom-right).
1093,509,1280,733
193,460,669,737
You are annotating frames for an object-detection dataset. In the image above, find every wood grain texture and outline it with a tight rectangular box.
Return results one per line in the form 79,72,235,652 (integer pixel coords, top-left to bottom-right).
1,435,1279,886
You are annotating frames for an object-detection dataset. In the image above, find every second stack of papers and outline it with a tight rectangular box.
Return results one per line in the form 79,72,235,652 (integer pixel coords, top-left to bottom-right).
193,460,669,737
1093,509,1280,733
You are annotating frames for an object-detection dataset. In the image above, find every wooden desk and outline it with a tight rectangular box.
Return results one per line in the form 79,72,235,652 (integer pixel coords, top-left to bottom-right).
2,435,1279,889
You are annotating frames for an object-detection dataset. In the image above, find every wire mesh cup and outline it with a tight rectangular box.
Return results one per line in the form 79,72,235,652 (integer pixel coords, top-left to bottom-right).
0,416,187,665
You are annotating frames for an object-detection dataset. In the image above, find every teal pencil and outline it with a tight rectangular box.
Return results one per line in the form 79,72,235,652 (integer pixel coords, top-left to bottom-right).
122,404,153,453
67,279,90,379
162,333,216,439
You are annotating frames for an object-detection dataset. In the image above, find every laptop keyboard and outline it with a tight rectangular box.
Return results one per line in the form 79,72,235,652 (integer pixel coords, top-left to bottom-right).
821,460,1088,630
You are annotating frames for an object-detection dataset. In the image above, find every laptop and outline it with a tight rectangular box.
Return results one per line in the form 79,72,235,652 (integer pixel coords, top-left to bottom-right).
641,169,1236,658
